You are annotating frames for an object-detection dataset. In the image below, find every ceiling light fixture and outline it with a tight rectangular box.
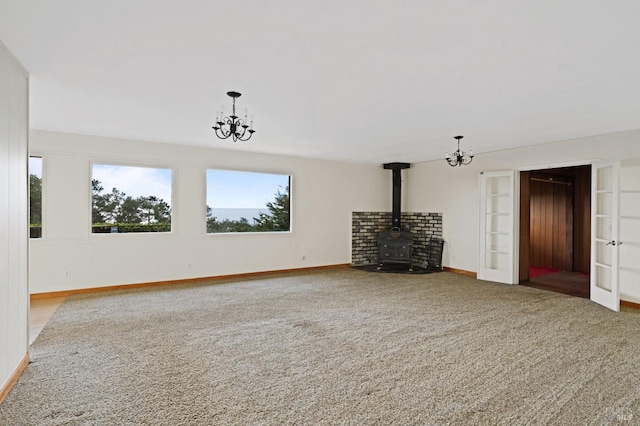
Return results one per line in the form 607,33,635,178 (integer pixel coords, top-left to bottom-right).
445,135,473,167
212,91,255,142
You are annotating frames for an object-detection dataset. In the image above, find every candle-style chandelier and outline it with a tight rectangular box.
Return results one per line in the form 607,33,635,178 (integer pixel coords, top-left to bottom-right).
212,91,255,142
445,135,473,167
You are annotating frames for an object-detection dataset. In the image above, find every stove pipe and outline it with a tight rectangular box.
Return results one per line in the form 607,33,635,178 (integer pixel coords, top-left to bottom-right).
383,162,411,230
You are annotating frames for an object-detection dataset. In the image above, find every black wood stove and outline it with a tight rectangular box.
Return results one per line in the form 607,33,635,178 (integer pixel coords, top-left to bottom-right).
378,162,413,271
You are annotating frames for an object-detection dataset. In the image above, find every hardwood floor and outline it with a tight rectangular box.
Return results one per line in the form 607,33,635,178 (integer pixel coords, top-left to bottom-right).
521,271,590,299
30,297,66,345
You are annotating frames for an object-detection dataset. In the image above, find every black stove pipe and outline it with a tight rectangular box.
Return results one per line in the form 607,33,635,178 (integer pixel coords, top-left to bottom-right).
383,162,411,230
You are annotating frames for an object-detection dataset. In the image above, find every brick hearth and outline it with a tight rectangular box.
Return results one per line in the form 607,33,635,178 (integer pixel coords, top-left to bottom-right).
351,212,443,267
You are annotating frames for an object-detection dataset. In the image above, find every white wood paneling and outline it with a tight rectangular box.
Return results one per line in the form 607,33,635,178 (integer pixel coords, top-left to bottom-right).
0,41,29,395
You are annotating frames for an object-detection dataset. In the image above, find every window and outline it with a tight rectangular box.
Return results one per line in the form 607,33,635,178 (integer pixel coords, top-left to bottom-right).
92,164,172,233
29,156,43,238
206,170,290,233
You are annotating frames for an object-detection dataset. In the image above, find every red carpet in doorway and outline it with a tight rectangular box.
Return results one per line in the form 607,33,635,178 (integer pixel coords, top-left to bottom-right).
530,266,561,278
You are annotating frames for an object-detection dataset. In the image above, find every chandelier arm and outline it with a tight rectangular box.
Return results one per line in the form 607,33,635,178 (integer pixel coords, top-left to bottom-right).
235,125,246,140
214,127,231,139
236,129,250,141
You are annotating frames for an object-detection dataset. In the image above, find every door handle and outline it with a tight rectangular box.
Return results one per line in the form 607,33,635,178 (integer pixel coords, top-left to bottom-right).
606,240,616,246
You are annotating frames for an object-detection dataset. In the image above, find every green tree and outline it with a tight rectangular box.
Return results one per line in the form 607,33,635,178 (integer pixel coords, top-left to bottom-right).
29,174,42,225
138,196,171,225
92,180,127,224
254,185,290,231
116,196,142,224
92,179,171,232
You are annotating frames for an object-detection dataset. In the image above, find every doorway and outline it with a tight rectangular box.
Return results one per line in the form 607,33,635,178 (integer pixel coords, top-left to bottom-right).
519,165,591,298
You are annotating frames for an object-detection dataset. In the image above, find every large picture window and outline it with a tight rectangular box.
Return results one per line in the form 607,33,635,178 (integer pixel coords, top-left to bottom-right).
29,156,43,238
206,170,290,233
92,164,172,233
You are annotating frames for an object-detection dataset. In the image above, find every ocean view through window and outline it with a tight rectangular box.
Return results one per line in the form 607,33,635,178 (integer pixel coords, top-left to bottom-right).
207,169,290,233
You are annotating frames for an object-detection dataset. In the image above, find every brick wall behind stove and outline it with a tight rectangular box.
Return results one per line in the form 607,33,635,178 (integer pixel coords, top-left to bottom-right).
351,212,443,266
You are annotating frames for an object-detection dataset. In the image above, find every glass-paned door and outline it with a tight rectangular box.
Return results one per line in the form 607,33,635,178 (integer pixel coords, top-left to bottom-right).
590,159,620,311
478,170,518,284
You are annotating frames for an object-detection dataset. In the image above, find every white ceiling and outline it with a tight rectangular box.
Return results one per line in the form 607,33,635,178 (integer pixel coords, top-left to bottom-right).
1,0,640,164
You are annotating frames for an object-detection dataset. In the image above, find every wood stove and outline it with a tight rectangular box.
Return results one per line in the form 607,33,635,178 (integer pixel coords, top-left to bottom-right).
378,162,413,271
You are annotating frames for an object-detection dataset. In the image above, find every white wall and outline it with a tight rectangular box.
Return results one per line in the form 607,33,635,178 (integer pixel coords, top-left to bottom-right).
29,130,389,293
407,129,640,302
0,42,29,395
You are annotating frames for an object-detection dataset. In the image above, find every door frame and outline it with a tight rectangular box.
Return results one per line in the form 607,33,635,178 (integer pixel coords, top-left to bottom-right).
511,159,598,283
481,158,622,311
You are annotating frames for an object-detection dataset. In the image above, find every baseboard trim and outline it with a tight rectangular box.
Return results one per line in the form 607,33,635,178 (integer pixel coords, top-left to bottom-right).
0,353,29,404
443,267,477,278
621,300,640,310
30,263,352,300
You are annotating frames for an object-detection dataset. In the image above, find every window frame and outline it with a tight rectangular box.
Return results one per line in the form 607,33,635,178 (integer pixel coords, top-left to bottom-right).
29,155,45,239
89,161,176,237
205,168,293,235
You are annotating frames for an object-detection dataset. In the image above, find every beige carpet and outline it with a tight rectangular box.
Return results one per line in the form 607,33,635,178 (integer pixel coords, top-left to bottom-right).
2,269,639,425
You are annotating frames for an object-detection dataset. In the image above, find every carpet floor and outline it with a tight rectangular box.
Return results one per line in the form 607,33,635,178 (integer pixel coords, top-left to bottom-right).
2,269,639,425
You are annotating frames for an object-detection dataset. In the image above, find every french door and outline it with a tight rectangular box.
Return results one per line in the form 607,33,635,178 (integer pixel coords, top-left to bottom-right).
478,171,518,284
478,161,624,311
590,159,620,311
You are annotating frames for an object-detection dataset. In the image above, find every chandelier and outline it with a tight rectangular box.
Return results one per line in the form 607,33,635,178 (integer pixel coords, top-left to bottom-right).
212,91,255,142
445,135,473,167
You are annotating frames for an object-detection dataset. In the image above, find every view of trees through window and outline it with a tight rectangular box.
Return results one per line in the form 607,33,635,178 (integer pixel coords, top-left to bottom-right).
207,170,290,233
92,164,172,233
29,156,43,238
